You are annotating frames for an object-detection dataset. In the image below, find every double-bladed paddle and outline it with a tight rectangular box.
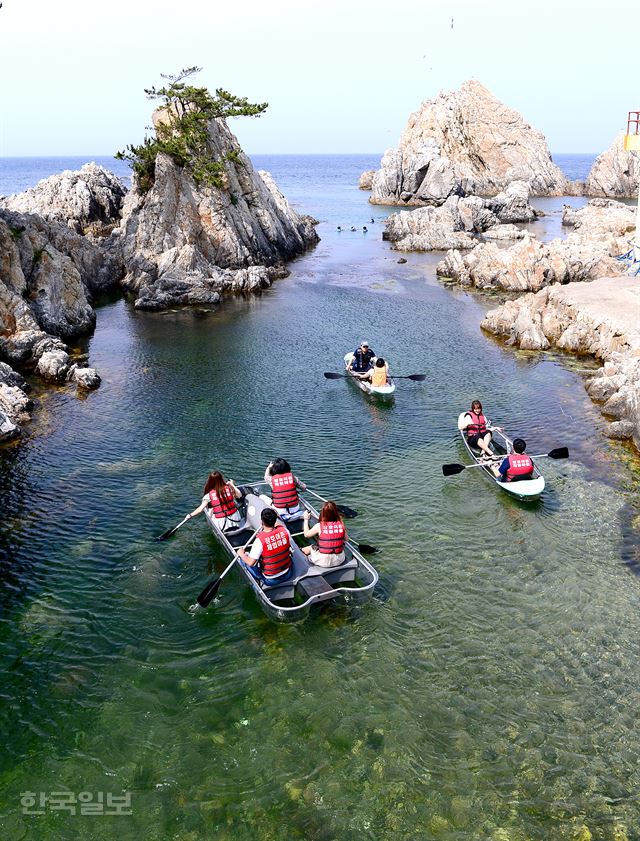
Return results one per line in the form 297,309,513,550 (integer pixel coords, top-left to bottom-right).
442,447,569,477
304,487,358,519
323,372,426,381
196,528,260,608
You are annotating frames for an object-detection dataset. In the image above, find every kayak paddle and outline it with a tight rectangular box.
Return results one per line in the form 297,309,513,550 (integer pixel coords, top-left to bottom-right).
304,487,358,519
196,529,260,608
157,514,190,541
323,372,425,381
442,447,569,477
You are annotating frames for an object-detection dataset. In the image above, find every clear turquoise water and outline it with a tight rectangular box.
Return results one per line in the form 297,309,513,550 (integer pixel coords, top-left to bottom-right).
2,154,640,841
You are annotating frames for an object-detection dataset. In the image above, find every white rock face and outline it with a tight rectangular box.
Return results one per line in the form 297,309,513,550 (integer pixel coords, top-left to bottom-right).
436,199,634,291
359,170,375,190
383,181,535,251
371,80,569,206
118,115,319,310
0,362,32,441
585,132,640,198
480,276,640,448
1,163,126,236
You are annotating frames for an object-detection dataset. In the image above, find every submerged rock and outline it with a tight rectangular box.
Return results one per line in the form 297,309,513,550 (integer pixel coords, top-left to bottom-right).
1,163,126,236
585,132,640,199
370,80,569,206
118,114,319,310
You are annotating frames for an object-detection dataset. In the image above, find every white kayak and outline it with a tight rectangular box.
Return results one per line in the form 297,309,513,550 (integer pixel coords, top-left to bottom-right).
343,353,396,397
457,417,545,502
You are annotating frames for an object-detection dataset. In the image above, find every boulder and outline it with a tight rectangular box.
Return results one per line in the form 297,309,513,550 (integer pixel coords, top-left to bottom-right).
35,349,71,382
68,365,101,390
118,114,319,310
1,163,126,236
585,132,640,199
371,80,568,206
359,170,375,190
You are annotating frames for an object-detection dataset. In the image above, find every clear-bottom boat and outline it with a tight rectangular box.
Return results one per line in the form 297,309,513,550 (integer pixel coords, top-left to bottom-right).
204,483,378,622
343,353,396,397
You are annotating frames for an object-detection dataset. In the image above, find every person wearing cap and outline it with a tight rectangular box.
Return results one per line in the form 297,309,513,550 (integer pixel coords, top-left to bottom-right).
349,341,376,379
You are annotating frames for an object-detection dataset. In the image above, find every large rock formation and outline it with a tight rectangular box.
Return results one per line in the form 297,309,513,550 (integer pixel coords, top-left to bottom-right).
480,276,640,448
117,115,319,310
370,80,570,206
0,209,112,437
1,163,126,236
383,181,535,251
585,132,640,198
436,199,634,291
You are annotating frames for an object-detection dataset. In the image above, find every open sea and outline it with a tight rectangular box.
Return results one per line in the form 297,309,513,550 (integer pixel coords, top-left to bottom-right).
2,152,640,841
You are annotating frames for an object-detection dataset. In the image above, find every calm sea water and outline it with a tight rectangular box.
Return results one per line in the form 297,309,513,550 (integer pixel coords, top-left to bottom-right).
2,153,640,841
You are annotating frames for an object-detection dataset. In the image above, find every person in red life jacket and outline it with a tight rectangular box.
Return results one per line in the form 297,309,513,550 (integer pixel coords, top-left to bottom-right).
459,399,503,459
494,438,535,482
300,501,347,568
262,458,307,520
237,507,294,584
187,470,243,532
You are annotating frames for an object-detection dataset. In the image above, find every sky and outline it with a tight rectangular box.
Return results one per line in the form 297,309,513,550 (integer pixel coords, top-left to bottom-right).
0,0,638,157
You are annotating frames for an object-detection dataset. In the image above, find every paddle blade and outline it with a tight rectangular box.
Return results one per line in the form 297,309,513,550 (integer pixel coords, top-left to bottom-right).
442,463,466,476
324,372,346,379
197,576,222,608
407,374,426,381
337,504,358,519
357,543,377,554
548,447,569,460
157,524,179,541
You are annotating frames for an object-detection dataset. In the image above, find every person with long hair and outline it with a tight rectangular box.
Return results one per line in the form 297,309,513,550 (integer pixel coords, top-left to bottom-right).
187,470,243,532
458,399,503,459
301,501,347,568
262,458,306,519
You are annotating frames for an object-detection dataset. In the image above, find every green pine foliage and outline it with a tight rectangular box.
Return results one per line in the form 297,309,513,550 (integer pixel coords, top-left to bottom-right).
116,68,268,194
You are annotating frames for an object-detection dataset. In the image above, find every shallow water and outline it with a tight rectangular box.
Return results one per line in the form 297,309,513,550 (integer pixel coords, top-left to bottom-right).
2,154,640,841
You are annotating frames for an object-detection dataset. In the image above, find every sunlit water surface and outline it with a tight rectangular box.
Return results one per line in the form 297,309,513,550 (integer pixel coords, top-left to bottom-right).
2,155,640,841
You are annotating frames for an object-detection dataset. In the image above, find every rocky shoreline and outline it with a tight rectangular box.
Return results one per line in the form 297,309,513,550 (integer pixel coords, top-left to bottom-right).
0,118,319,442
481,276,640,448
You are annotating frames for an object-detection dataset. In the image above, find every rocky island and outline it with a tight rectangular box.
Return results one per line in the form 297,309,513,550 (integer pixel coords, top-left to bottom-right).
0,71,319,441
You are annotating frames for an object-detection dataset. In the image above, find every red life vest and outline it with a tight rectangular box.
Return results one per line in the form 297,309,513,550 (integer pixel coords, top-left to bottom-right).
505,454,534,481
466,411,487,437
209,486,238,518
256,526,291,577
271,472,299,510
318,521,346,554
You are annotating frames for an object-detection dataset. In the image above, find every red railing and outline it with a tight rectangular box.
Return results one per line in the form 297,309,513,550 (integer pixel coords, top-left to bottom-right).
627,111,640,135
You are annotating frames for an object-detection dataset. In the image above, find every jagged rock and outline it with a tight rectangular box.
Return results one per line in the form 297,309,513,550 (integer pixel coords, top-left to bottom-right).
359,170,375,190
0,360,27,390
35,349,71,382
0,209,121,341
370,80,569,206
437,198,630,292
383,182,536,252
1,163,126,236
481,276,640,449
585,132,640,198
68,365,101,390
0,409,18,442
119,114,318,310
